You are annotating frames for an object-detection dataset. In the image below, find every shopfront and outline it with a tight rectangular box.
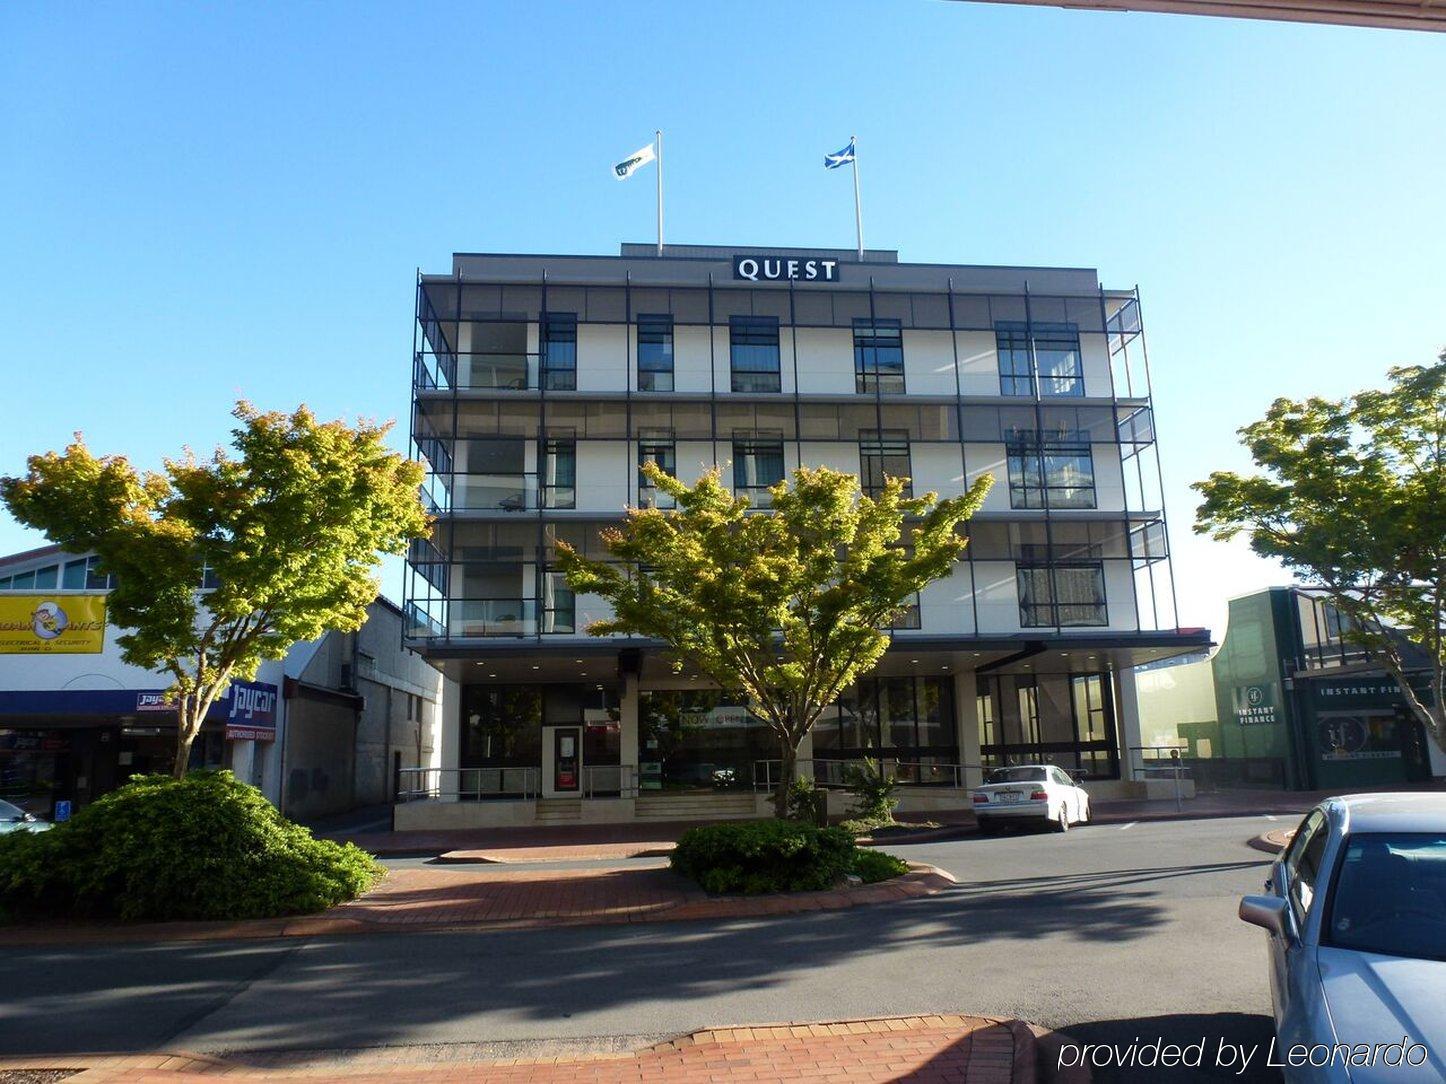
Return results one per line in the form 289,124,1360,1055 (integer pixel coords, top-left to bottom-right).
0,681,278,816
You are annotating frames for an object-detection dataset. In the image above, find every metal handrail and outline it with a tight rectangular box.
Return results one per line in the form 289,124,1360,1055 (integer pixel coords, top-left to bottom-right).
752,757,978,792
582,763,638,799
396,766,540,802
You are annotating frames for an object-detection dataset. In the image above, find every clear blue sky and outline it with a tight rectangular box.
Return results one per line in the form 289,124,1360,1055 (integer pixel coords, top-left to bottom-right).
2,1,1442,638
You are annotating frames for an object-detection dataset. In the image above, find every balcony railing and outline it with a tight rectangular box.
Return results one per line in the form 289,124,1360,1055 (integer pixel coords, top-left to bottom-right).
405,599,578,639
426,474,577,513
414,352,541,392
396,766,541,801
751,757,977,792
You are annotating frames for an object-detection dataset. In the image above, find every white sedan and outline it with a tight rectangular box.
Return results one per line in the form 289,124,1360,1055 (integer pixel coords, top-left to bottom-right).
972,765,1091,833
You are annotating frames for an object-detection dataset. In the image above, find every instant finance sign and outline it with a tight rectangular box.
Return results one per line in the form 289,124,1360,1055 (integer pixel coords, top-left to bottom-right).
0,594,106,654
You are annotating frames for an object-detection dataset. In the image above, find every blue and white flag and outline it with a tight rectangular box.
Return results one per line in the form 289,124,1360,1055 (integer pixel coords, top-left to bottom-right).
823,139,856,169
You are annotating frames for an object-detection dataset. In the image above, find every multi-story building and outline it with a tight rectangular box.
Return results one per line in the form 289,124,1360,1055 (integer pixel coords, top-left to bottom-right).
401,243,1210,827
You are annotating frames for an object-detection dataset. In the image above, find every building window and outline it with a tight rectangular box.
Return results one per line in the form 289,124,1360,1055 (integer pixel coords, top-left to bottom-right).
541,570,576,633
732,438,785,504
977,672,1118,778
995,321,1084,397
729,316,780,392
1005,430,1095,509
892,591,922,630
809,676,957,781
541,439,576,509
541,312,577,390
636,314,674,391
638,437,676,508
853,318,904,393
859,430,912,498
1017,563,1108,627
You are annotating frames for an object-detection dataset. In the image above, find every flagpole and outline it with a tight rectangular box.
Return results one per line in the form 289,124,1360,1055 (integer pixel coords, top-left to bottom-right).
850,135,863,260
655,129,664,256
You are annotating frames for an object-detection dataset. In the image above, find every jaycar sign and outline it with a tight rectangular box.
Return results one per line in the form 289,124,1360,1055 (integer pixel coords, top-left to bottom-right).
225,680,279,742
732,255,839,283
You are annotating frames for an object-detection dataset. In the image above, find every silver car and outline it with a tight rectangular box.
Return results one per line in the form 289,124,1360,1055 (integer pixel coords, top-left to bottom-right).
1239,793,1446,1081
0,798,52,834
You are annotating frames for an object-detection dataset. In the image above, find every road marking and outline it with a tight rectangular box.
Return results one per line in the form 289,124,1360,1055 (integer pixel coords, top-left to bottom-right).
1118,821,1137,831
1263,815,1278,821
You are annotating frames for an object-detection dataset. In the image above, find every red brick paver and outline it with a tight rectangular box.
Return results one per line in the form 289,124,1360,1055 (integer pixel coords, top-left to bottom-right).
0,1014,1047,1083
0,863,956,946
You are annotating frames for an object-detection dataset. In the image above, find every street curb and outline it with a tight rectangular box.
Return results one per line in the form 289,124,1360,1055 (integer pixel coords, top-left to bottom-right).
1248,828,1294,855
0,1013,1049,1081
1026,1024,1092,1084
0,863,956,948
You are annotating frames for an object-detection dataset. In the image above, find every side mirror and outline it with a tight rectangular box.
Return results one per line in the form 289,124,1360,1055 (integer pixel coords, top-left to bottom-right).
1239,894,1290,937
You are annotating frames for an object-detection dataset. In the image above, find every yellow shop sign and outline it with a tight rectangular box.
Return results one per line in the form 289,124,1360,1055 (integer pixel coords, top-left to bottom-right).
0,595,107,654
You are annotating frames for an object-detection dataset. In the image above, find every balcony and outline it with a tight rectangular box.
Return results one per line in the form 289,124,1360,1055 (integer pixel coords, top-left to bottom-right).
415,352,542,392
406,598,578,639
426,474,577,514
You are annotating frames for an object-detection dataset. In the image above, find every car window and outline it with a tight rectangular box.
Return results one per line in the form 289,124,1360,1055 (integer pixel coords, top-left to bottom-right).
0,799,24,821
986,767,1046,784
1049,768,1071,786
1325,832,1446,962
1287,813,1330,925
1283,810,1325,876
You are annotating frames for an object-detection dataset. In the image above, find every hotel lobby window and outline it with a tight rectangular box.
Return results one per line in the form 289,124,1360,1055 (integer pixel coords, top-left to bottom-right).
729,316,780,392
810,676,957,779
977,672,1118,777
639,690,774,791
636,314,674,391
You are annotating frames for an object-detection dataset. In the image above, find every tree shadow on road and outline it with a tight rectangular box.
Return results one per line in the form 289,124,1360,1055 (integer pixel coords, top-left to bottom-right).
0,868,1188,1057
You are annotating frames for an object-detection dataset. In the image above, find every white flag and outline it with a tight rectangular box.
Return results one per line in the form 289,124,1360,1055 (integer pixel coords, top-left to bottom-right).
613,141,656,180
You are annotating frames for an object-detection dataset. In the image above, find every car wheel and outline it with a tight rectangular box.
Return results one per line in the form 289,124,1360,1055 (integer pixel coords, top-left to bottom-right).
1055,803,1070,832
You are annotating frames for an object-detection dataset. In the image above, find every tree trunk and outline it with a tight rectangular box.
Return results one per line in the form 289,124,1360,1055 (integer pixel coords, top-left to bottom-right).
773,736,798,819
172,697,202,779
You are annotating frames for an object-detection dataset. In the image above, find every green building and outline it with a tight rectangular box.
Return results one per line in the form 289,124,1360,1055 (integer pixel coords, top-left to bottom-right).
1138,587,1441,790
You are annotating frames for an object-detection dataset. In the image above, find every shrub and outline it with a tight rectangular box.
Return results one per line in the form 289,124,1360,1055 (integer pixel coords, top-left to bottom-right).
854,849,909,884
670,819,856,894
838,816,890,837
844,758,899,824
0,770,381,922
784,777,827,826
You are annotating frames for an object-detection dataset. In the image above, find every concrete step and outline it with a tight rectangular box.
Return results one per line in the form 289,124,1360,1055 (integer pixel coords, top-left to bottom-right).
633,793,760,821
535,800,582,822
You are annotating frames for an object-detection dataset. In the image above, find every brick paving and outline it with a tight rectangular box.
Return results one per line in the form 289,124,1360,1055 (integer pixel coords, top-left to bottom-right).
0,1014,1039,1083
0,863,956,946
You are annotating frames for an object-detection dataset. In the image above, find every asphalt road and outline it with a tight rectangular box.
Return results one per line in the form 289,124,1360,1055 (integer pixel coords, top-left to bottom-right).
0,815,1285,1082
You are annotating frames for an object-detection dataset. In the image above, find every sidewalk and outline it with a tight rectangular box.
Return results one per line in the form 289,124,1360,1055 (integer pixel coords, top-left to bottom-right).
0,862,956,947
0,1014,1053,1083
334,787,1337,857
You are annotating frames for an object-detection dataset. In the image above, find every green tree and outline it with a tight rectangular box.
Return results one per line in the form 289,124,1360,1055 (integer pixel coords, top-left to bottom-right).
558,463,991,815
1194,354,1446,754
1,403,430,777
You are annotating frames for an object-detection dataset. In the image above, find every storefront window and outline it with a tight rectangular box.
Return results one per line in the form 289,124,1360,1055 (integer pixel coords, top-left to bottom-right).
978,672,1119,778
639,690,774,791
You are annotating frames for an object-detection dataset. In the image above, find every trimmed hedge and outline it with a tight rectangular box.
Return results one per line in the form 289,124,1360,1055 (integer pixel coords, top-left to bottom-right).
854,849,909,884
0,770,381,922
670,819,857,894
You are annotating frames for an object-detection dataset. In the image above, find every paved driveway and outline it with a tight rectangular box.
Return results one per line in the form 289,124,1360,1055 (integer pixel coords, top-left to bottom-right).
0,814,1288,1082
